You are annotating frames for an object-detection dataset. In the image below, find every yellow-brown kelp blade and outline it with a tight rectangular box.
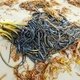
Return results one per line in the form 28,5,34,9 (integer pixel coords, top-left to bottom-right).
0,33,12,40
0,20,26,29
0,29,12,38
3,25,18,34
0,20,27,40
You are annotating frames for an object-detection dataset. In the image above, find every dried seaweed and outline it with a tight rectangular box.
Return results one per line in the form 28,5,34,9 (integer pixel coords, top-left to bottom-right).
19,0,60,11
0,12,80,67
0,0,18,7
67,0,80,7
14,62,47,80
0,11,80,80
11,12,80,63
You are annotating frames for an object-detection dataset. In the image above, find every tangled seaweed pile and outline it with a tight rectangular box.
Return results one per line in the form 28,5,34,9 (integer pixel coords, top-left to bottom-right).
0,12,80,64
0,0,80,80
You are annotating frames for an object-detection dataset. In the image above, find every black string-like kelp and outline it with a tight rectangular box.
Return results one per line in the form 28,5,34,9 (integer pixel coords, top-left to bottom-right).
0,12,80,67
